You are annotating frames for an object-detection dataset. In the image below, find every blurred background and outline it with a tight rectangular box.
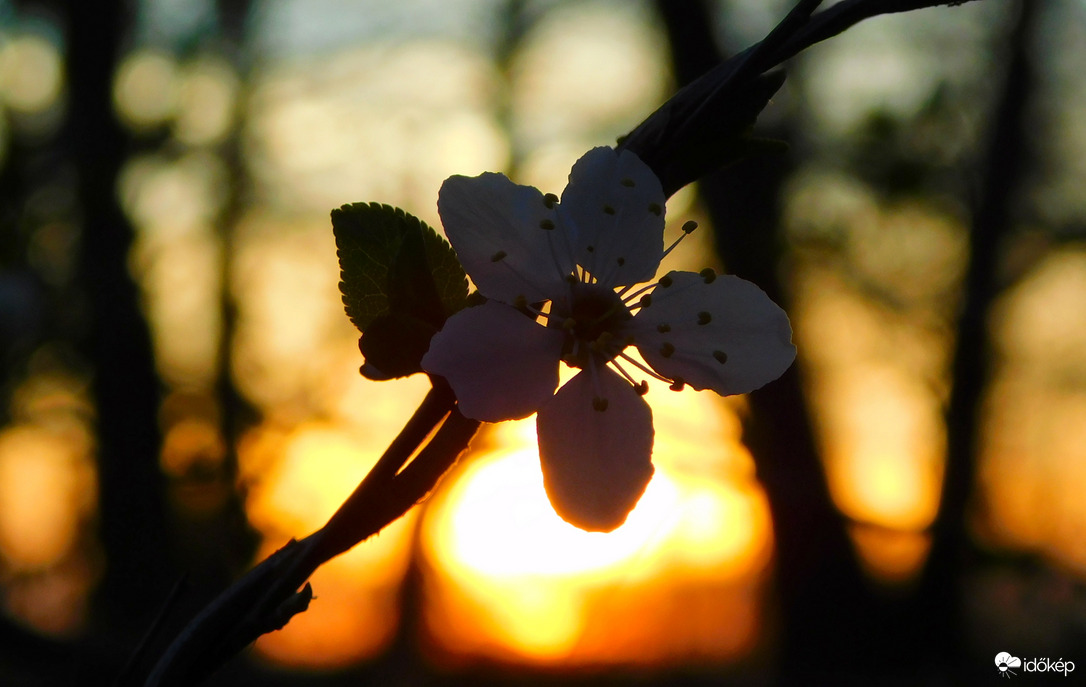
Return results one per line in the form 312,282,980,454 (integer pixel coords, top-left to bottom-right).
1,0,1085,684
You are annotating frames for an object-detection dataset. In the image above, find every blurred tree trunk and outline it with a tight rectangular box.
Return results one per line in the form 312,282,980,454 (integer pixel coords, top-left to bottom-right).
63,0,176,630
917,0,1035,675
659,0,1037,683
656,1,885,682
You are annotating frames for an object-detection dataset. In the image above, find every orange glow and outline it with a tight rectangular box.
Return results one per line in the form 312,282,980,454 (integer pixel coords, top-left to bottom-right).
160,417,225,477
849,524,932,583
252,538,411,669
240,419,422,666
981,248,1086,573
0,425,95,570
818,366,943,532
793,254,948,580
419,402,772,667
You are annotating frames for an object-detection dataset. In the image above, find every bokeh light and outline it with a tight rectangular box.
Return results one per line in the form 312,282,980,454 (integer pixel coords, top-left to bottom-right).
418,366,773,667
0,33,63,114
113,49,179,129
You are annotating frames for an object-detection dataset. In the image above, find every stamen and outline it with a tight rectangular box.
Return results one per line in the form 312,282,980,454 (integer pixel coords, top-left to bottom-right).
543,192,559,209
669,376,686,391
539,219,555,231
656,323,671,334
617,351,673,385
491,250,507,262
713,350,728,364
635,380,649,395
648,203,662,216
658,275,673,288
659,221,700,261
700,268,717,284
616,257,625,266
659,342,675,358
603,204,616,216
592,397,609,412
608,358,639,387
697,311,711,325
586,245,594,252
620,177,635,187
618,281,655,301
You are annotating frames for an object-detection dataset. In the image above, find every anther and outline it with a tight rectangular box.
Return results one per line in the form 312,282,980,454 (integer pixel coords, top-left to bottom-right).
616,257,625,266
713,350,728,364
543,193,559,208
656,323,671,334
682,220,698,234
638,294,652,309
700,268,717,284
539,218,555,230
648,203,662,216
660,342,675,358
586,245,595,253
592,397,609,412
635,381,649,395
658,275,673,288
603,204,616,215
669,377,685,391
621,177,635,187
490,250,507,262
697,311,711,325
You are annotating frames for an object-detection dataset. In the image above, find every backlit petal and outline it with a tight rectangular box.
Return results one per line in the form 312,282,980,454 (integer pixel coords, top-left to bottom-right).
559,147,665,288
536,365,655,532
439,172,574,303
422,301,564,421
631,271,795,396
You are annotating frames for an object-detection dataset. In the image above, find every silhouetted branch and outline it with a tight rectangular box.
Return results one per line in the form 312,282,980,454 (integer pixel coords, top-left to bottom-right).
623,0,988,195
143,382,479,686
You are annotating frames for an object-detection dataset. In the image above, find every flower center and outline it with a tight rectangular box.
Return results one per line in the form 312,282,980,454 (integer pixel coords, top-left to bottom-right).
552,282,632,368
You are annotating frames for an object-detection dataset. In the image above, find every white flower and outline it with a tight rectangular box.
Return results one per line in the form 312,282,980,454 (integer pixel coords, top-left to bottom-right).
422,147,795,531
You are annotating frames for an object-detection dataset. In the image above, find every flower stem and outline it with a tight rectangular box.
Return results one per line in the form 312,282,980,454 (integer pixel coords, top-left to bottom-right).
142,379,478,687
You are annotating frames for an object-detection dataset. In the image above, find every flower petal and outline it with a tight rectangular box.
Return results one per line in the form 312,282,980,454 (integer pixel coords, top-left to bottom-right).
439,172,574,304
536,365,654,532
559,147,665,288
631,271,795,396
422,301,564,421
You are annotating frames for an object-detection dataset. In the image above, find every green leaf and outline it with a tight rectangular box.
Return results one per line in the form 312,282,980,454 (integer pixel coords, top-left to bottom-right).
332,202,469,378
